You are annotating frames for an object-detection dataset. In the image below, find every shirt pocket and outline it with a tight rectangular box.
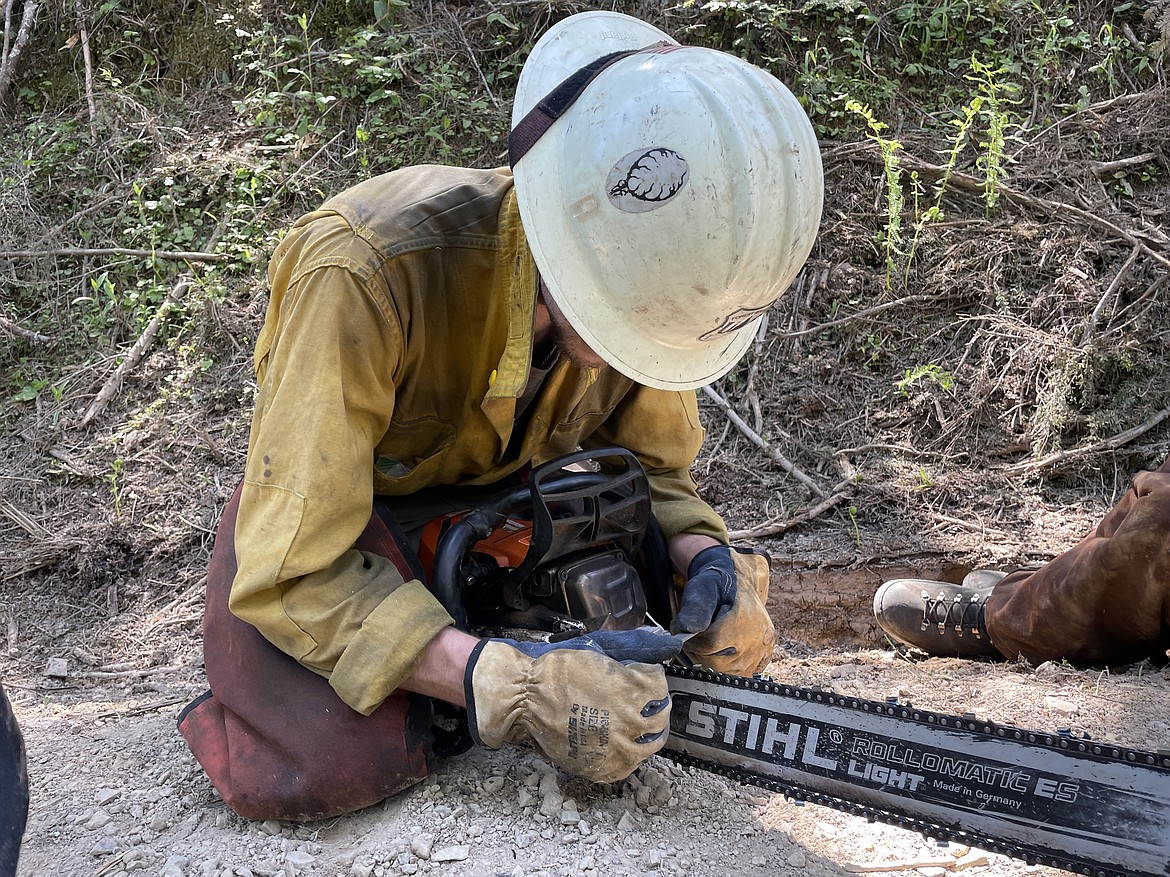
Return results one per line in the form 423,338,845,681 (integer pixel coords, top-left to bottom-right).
546,404,618,450
373,415,456,491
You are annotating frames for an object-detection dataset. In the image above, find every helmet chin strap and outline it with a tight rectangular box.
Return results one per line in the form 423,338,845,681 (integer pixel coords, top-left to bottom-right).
508,42,683,167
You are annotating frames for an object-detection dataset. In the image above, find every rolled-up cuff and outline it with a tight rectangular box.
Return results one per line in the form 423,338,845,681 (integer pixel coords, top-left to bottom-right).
330,580,454,715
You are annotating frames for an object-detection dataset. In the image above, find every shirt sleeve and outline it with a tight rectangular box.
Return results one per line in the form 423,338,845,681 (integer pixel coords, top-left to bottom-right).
229,248,453,716
585,385,728,544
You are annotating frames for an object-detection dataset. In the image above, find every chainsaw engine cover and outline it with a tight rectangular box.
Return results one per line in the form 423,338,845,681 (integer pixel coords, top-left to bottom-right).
423,448,667,636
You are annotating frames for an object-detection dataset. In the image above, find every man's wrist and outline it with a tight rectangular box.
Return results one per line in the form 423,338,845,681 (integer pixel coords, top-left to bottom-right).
667,532,723,578
398,626,480,707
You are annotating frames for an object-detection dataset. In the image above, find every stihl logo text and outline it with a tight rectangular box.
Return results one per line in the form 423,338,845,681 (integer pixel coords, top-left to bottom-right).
683,702,837,770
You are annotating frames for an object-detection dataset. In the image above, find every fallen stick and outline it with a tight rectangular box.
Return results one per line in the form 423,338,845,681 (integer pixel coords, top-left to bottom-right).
728,479,855,541
78,228,223,428
701,384,827,498
78,276,195,427
1001,401,1170,475
847,142,1170,269
0,246,228,262
93,696,186,720
0,0,38,108
0,314,51,342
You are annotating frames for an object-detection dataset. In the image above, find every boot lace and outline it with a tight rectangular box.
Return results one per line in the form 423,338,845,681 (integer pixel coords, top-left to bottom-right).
920,589,987,638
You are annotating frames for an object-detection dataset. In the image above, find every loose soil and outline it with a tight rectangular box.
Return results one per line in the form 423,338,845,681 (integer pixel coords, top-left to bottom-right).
7,482,1170,877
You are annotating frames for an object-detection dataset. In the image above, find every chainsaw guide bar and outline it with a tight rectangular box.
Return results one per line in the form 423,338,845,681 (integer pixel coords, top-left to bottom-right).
663,665,1170,877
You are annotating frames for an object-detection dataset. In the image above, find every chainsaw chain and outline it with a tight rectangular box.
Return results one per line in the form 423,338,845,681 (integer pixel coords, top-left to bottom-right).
664,665,1170,877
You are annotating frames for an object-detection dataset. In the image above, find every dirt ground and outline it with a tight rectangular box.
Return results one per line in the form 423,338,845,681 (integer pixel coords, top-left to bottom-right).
6,456,1170,877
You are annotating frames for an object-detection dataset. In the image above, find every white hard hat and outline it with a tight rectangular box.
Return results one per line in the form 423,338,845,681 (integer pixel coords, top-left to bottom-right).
511,10,824,391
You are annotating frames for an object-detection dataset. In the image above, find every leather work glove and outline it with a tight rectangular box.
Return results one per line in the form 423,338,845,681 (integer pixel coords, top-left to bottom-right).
464,628,685,783
674,545,775,677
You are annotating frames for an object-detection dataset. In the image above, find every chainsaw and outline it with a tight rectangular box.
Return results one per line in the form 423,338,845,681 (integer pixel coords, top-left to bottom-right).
422,448,1170,877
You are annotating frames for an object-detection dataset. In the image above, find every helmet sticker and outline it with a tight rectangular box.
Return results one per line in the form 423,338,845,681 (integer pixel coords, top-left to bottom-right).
607,147,689,213
699,303,771,340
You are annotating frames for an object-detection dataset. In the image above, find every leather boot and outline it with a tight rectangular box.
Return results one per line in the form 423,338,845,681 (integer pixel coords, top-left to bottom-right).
984,460,1170,666
873,570,1005,658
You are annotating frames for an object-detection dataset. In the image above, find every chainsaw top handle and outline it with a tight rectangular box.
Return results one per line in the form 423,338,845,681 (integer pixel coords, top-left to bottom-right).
430,447,652,632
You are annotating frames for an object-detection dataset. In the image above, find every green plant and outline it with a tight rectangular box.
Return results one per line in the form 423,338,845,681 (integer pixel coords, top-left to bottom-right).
913,468,936,491
847,504,861,547
964,57,1020,214
107,458,125,521
846,99,904,288
896,364,956,396
682,0,1148,140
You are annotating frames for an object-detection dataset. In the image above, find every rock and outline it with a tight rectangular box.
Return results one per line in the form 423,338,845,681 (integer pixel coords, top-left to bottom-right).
616,811,638,832
1042,696,1078,714
539,791,563,817
161,855,190,877
45,657,69,678
84,809,113,830
482,776,506,795
148,812,168,832
644,849,664,869
559,809,581,825
96,788,121,806
411,834,434,860
259,819,282,836
537,771,561,796
90,837,119,856
787,850,807,868
285,851,315,869
431,845,469,863
350,854,376,877
517,787,535,808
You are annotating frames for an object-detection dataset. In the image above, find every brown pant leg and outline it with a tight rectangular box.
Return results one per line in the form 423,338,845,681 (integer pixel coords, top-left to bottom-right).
985,458,1170,666
178,484,434,821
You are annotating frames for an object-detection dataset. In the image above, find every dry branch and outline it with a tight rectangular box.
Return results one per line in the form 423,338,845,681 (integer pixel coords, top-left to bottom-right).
1085,244,1141,339
1089,152,1158,177
0,0,38,108
727,479,855,541
78,276,195,427
0,246,228,262
777,293,960,339
74,0,96,138
842,142,1170,269
78,229,224,428
1001,402,1170,475
0,313,51,342
899,150,1170,269
701,384,827,497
